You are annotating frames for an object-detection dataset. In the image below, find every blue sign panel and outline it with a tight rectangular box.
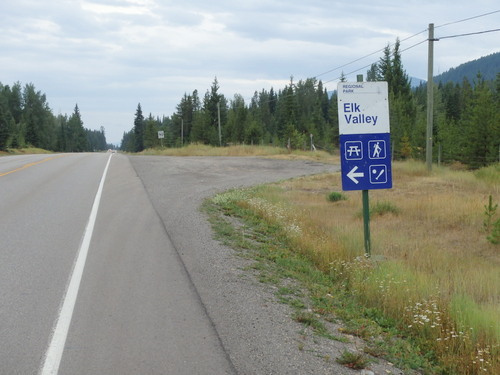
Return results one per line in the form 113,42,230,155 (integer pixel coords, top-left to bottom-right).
340,133,392,191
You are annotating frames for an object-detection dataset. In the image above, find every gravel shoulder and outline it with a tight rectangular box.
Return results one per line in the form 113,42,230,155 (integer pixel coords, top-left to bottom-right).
129,155,406,375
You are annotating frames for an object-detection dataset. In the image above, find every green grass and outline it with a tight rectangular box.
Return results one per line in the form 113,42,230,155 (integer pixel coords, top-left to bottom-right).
475,163,500,185
203,195,439,374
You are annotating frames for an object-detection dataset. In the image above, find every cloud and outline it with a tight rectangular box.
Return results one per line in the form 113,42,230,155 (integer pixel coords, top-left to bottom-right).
1,0,498,143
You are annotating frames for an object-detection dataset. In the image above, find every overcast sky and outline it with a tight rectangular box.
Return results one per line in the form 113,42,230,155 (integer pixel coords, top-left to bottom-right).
1,0,498,144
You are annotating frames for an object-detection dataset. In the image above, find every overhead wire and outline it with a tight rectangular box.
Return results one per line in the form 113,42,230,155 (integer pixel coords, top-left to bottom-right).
312,9,499,85
321,37,428,85
314,29,428,80
240,9,498,103
437,28,500,40
435,10,500,29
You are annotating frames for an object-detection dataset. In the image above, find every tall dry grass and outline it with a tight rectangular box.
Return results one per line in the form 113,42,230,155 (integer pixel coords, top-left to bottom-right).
0,147,53,155
140,144,338,162
236,161,500,374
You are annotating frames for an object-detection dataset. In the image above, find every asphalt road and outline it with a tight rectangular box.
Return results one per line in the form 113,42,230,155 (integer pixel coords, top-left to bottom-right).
4,152,402,375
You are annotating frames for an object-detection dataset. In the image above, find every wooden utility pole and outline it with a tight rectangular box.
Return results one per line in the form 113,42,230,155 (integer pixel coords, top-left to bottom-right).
426,23,435,171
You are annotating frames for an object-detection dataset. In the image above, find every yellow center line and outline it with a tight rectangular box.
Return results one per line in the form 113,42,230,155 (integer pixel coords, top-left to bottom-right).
0,154,66,177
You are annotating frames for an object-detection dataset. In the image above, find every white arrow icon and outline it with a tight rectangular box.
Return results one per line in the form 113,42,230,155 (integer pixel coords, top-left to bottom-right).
347,166,364,184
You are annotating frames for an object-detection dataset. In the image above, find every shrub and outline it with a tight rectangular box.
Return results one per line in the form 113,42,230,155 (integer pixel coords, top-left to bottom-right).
327,191,347,202
371,201,400,216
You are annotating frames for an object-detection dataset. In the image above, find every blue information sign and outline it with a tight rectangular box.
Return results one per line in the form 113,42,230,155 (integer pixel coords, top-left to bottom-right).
340,133,392,191
338,81,392,191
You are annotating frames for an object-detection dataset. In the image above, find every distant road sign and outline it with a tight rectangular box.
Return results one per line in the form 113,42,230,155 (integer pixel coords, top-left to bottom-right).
158,131,165,139
338,82,392,191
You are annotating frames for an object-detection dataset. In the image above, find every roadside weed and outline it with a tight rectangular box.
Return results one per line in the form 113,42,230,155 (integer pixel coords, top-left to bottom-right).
205,160,500,374
336,350,370,370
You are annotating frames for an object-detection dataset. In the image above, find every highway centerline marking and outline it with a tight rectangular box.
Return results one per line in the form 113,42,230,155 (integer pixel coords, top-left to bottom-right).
0,155,65,177
39,154,113,375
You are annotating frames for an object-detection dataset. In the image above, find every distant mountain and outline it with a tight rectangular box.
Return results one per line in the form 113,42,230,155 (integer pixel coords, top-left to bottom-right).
410,76,426,87
434,52,499,84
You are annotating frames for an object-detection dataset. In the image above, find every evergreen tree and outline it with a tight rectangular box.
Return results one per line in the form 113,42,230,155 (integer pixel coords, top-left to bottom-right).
280,77,298,144
22,84,57,150
86,126,107,151
390,39,411,98
226,93,247,143
56,114,68,151
133,103,145,152
462,76,498,167
22,84,41,147
67,104,88,151
327,92,339,146
202,77,226,145
370,39,415,157
173,93,192,145
244,118,263,145
377,45,392,82
255,89,274,143
143,114,159,149
0,87,12,150
120,130,135,152
366,64,378,82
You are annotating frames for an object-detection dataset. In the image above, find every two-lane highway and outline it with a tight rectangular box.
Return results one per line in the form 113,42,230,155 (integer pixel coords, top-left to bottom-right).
1,153,236,374
1,152,342,375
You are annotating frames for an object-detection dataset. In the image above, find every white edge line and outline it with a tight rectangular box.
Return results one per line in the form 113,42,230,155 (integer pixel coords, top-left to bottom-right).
39,154,113,375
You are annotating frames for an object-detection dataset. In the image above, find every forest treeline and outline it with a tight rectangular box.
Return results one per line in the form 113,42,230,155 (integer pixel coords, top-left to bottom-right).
122,41,499,168
0,82,110,152
435,52,499,84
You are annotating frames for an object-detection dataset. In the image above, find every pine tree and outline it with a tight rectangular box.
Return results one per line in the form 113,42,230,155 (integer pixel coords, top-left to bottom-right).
202,77,225,145
227,93,246,143
390,39,411,98
143,114,159,149
56,114,68,151
462,75,498,167
120,130,135,152
23,84,41,147
366,64,378,82
67,104,88,152
377,45,392,82
0,88,11,150
133,103,144,152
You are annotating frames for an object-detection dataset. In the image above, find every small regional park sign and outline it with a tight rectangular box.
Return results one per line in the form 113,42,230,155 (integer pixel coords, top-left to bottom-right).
338,81,392,191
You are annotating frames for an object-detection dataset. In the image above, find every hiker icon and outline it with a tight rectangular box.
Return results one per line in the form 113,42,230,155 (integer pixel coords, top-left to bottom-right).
368,140,386,159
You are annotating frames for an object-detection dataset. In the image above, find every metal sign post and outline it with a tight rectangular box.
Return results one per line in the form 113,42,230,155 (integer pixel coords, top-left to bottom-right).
158,130,165,148
337,79,392,256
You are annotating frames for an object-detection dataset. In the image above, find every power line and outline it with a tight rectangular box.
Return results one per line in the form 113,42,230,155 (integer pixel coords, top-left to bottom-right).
321,37,428,84
312,9,499,83
435,9,500,28
436,28,500,40
314,29,427,80
243,10,498,103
